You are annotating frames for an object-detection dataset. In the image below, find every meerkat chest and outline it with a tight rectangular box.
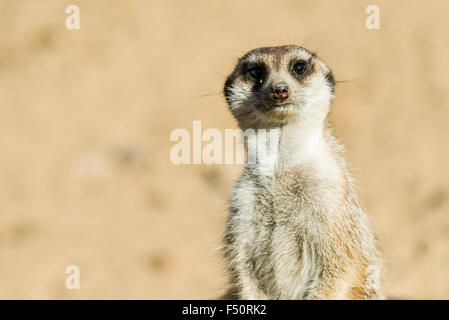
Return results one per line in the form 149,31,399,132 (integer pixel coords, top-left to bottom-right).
229,168,344,299
231,167,344,230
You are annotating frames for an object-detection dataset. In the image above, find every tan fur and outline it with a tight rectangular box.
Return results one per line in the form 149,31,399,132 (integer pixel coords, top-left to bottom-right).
222,46,384,300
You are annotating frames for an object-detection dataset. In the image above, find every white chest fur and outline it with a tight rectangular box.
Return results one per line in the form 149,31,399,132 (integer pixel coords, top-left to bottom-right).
227,123,347,299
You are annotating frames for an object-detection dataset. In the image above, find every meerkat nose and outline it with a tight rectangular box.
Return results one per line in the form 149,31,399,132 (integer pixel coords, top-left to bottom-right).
271,83,289,100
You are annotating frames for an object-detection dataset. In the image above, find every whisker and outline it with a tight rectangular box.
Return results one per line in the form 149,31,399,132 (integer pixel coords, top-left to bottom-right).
301,28,318,47
283,23,292,46
199,92,223,98
335,78,372,90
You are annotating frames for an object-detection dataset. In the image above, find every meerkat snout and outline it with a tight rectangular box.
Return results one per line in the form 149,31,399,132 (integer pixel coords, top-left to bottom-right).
224,45,336,128
271,82,289,100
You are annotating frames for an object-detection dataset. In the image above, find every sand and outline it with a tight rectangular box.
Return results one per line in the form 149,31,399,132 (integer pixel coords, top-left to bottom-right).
0,0,448,299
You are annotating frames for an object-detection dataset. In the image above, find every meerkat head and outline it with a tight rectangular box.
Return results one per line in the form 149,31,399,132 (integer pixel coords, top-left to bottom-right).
224,45,336,129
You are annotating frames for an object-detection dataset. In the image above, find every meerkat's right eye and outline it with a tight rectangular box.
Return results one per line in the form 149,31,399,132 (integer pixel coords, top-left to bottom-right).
246,66,264,82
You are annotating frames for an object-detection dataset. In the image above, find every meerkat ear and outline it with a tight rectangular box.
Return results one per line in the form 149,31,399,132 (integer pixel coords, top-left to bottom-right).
325,70,336,94
224,73,235,100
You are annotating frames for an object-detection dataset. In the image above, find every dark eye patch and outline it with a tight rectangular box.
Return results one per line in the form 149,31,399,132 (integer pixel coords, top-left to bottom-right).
248,66,263,79
290,58,313,79
243,63,266,84
293,61,307,75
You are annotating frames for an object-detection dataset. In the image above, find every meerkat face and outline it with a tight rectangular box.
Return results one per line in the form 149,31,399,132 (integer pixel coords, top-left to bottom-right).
224,45,335,128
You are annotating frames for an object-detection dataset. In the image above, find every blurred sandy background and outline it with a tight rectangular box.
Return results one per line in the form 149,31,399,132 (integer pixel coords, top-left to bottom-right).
0,0,448,299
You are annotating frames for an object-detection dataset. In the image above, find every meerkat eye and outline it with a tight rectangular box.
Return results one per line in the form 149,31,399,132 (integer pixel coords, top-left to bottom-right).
247,66,264,82
292,61,308,76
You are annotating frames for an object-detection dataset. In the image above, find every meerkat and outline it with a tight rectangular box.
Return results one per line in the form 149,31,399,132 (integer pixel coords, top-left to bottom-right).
221,45,384,300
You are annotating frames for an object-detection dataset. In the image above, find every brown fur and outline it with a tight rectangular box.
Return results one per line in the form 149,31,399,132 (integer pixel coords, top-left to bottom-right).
221,46,384,300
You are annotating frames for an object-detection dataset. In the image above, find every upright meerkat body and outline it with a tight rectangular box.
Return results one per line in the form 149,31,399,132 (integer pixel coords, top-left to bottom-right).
222,45,384,300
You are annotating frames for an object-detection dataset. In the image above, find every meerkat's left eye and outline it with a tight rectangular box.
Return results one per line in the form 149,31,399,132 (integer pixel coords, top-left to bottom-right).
292,61,308,76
